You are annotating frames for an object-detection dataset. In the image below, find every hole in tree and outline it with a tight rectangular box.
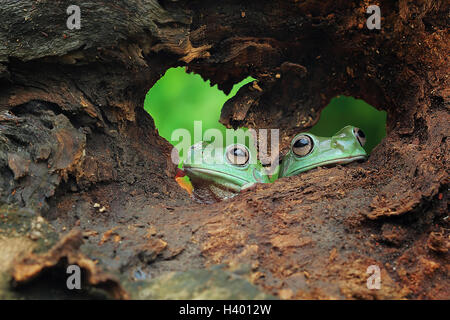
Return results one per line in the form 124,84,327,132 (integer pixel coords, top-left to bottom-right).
309,96,386,154
144,67,255,162
144,69,386,200
145,69,386,157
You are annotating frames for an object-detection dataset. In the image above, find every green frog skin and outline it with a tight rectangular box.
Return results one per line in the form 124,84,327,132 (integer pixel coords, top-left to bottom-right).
182,142,270,202
279,125,368,178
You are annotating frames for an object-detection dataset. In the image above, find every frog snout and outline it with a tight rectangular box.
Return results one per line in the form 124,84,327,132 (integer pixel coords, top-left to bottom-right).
331,139,347,152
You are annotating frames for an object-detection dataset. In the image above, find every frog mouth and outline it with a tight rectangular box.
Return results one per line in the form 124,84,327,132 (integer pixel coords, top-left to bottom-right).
183,167,251,191
285,155,367,177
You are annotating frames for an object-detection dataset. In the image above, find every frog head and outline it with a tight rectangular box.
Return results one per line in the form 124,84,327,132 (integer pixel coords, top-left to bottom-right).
279,125,368,177
182,142,270,199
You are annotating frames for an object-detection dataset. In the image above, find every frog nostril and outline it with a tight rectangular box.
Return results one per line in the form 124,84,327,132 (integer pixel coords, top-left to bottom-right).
336,142,345,150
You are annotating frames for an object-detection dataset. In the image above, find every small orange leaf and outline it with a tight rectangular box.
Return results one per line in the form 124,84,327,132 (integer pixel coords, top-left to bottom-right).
176,176,193,195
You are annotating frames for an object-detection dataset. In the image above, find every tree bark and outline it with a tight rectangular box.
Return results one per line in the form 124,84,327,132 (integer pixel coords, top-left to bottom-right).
0,0,448,299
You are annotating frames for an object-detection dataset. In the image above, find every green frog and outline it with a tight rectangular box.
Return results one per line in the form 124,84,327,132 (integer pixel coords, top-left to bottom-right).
279,125,368,177
181,142,270,203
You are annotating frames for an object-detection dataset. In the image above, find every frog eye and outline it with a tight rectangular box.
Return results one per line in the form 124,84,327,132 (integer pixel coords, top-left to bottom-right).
292,135,313,157
353,127,366,147
190,141,207,150
226,145,250,166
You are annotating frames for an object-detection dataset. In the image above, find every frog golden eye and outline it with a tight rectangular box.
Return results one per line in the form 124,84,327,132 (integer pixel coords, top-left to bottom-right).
353,127,366,147
292,135,313,157
190,141,203,151
226,145,249,166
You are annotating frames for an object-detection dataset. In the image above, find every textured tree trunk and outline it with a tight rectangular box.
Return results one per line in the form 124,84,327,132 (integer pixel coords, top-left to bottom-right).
0,0,448,299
